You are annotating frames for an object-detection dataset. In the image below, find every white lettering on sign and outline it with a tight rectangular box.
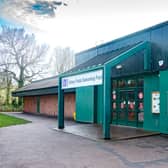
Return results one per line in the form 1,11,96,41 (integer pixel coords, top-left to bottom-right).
62,69,103,89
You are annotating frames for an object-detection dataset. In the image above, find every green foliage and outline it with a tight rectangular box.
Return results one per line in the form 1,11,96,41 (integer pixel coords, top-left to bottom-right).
0,104,23,112
0,88,6,104
0,87,21,111
0,86,17,105
0,113,30,128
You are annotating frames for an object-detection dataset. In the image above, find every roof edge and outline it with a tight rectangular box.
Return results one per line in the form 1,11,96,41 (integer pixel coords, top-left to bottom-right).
12,86,58,94
31,75,58,84
76,21,168,56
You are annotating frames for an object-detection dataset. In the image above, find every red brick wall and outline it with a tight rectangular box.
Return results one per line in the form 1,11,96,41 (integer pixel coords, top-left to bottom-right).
23,93,75,119
23,96,37,113
64,93,76,118
40,95,57,116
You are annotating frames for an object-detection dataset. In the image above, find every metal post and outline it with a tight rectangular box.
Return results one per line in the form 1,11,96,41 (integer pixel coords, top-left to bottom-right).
103,65,111,139
58,77,64,129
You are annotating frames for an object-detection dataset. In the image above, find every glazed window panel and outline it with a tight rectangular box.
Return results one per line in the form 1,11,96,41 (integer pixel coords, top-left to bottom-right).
127,79,136,87
112,110,117,120
138,102,144,111
128,101,135,110
138,89,144,100
138,112,144,122
128,91,135,101
111,77,144,127
118,79,126,88
112,102,117,109
128,111,136,121
137,78,144,87
112,80,117,89
120,101,126,110
118,110,126,120
119,90,127,101
112,90,117,100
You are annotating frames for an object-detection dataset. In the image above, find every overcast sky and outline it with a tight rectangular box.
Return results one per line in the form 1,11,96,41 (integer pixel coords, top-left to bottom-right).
0,0,168,52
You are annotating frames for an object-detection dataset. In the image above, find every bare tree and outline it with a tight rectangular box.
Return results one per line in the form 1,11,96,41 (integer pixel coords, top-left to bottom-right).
0,26,49,104
0,52,13,105
51,47,75,75
0,71,12,105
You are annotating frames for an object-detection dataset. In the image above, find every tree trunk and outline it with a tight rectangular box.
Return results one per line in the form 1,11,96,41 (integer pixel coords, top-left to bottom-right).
18,80,24,106
18,69,24,106
6,83,10,105
5,75,11,105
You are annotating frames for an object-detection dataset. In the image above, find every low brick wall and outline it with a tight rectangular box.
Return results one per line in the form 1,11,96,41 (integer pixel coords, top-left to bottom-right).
23,93,75,119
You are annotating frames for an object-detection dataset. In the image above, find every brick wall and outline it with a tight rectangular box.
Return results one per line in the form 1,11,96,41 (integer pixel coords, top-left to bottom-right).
23,93,75,119
64,93,76,118
23,96,37,113
40,95,57,116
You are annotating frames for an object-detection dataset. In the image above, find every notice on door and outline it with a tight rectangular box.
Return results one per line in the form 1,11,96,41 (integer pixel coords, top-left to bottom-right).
152,91,160,114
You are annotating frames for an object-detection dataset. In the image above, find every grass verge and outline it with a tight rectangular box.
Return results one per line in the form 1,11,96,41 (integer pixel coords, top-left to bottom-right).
0,113,30,128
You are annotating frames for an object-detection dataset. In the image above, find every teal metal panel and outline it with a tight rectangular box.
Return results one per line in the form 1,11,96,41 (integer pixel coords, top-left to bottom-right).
105,42,150,68
36,96,40,113
102,41,151,139
143,74,160,131
76,86,94,123
160,70,168,134
96,85,103,124
76,21,168,71
58,77,64,129
103,65,111,139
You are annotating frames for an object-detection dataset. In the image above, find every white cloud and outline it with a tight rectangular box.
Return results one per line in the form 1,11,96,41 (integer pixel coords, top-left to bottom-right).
0,0,168,52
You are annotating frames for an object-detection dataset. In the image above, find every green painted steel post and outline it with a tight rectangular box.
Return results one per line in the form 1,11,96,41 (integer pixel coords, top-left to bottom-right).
58,77,64,129
103,65,111,139
36,96,40,113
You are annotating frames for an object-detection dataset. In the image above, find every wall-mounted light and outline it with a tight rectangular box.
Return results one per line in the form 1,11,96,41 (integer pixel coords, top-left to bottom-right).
158,60,164,67
116,64,123,70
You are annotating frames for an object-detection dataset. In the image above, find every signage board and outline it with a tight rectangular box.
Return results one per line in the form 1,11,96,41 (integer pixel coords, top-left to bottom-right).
152,91,160,114
62,69,103,89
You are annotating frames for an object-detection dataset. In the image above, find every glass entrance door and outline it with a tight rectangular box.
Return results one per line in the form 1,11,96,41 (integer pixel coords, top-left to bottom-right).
112,78,144,127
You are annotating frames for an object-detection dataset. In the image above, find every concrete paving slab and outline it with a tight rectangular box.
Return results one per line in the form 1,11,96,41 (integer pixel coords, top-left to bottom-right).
54,123,159,141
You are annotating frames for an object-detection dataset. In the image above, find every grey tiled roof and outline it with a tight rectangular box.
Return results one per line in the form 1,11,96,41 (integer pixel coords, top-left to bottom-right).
15,76,58,92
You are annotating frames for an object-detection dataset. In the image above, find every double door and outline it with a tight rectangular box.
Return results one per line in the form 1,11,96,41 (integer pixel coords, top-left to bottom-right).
112,78,144,127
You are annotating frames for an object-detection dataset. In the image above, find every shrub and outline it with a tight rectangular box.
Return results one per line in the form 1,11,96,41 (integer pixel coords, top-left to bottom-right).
0,104,23,112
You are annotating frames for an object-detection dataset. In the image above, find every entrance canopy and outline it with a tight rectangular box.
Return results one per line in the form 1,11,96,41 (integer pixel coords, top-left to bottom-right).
58,41,151,139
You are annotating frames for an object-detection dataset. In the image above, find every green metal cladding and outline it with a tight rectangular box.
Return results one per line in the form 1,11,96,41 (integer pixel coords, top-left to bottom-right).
58,41,151,139
37,96,40,113
102,41,151,139
76,86,95,123
96,85,103,124
144,70,168,134
160,70,168,134
143,74,160,131
75,85,103,124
